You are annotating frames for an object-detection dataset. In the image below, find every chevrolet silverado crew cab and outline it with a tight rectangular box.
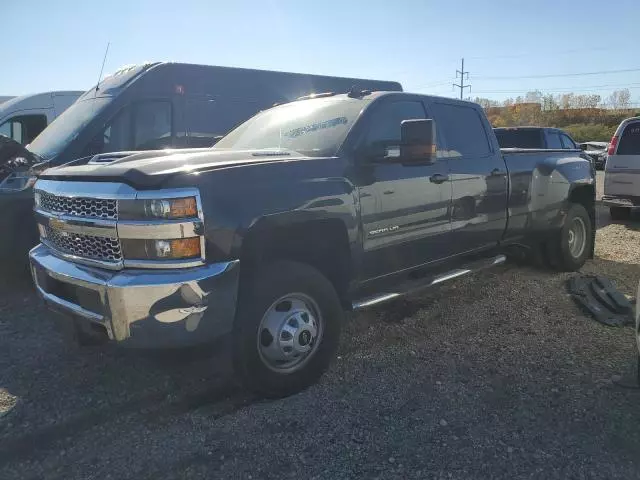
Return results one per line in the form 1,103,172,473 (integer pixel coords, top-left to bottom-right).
29,91,595,397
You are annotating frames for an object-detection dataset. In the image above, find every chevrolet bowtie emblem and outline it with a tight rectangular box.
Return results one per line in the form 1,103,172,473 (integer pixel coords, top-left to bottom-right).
49,217,66,230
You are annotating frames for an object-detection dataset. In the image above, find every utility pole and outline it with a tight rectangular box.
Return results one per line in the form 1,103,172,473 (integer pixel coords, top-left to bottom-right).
453,58,471,100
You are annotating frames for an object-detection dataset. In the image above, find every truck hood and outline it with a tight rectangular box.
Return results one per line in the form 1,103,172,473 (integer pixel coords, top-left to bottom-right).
38,148,306,189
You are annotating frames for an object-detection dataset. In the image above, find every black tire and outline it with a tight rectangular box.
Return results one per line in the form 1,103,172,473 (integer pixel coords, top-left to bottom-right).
232,261,343,398
610,207,631,221
545,203,592,271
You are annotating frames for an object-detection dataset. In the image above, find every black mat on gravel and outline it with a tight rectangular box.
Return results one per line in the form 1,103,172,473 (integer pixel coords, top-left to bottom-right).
567,275,635,327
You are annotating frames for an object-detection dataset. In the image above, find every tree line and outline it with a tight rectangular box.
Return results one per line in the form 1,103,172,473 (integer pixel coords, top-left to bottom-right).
473,88,638,142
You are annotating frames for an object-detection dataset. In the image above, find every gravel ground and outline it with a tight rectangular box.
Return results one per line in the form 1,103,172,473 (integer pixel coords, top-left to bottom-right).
1,172,639,479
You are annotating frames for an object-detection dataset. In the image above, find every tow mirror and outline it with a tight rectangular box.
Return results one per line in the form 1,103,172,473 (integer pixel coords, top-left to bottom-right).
395,119,436,163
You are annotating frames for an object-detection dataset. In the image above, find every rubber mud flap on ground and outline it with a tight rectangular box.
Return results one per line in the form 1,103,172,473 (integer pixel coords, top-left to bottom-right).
567,275,635,327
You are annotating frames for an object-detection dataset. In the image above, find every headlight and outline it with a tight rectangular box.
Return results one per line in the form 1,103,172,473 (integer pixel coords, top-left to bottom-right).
121,237,201,260
0,172,38,192
119,196,198,220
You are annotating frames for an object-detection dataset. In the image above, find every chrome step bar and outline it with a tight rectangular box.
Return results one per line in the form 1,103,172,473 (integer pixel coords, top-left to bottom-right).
352,254,507,310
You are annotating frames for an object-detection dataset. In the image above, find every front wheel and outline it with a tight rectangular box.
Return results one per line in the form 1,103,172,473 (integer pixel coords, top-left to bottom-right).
546,203,592,271
232,261,343,398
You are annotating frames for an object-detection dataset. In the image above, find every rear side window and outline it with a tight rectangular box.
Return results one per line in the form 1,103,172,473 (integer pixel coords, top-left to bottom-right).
617,122,640,155
431,103,490,156
494,129,542,149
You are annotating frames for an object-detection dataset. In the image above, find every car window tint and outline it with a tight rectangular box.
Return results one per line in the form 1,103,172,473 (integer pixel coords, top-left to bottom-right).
618,122,640,155
494,129,542,148
560,134,576,149
83,107,132,157
365,100,427,148
431,103,490,157
546,133,562,149
133,101,172,150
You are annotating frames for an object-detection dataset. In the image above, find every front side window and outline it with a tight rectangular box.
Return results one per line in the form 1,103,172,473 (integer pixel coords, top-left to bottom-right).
0,115,46,144
618,122,640,155
0,120,20,143
431,103,490,156
546,132,563,149
560,134,576,149
0,121,9,138
133,101,172,149
364,100,427,150
83,100,172,157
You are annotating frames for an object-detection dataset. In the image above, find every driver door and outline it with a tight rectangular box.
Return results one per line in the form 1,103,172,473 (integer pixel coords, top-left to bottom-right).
357,98,452,281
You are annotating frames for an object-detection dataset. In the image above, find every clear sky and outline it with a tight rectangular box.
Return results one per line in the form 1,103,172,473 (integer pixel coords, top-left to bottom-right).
3,0,640,104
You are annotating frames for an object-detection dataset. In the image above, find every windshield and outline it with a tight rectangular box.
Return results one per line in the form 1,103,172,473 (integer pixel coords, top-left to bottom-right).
214,96,366,156
27,97,111,160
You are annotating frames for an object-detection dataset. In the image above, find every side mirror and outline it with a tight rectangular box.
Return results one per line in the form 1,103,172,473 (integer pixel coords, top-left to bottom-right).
396,119,436,162
579,144,587,151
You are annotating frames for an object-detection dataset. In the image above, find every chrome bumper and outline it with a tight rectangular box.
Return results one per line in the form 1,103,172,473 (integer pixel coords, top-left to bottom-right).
29,244,240,348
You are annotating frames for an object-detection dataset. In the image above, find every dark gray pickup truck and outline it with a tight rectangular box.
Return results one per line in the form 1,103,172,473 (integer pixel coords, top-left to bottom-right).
29,91,595,397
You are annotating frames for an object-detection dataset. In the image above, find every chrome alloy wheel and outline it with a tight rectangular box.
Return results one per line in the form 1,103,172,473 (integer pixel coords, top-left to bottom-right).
568,216,587,259
257,293,323,373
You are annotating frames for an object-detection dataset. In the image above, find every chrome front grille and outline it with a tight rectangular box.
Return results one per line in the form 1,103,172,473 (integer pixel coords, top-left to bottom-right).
41,225,123,263
36,190,118,220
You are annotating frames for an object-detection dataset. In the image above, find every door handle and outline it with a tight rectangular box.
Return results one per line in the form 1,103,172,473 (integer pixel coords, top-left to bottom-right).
490,168,507,177
429,173,449,184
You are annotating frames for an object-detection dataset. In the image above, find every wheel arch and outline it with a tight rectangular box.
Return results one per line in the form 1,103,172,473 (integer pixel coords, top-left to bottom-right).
240,217,353,308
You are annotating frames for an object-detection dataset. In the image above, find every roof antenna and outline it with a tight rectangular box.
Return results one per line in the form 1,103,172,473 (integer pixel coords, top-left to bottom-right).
94,42,110,95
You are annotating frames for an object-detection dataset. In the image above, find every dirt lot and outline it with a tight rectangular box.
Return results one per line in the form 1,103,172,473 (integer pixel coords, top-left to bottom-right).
1,172,639,479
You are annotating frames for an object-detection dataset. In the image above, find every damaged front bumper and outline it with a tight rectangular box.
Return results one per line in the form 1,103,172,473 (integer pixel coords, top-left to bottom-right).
29,244,240,348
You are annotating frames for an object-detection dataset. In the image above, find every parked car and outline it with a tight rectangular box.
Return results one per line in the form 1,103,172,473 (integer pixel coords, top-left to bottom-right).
494,126,581,150
578,141,609,170
603,117,640,219
0,62,401,269
0,91,82,146
29,91,595,397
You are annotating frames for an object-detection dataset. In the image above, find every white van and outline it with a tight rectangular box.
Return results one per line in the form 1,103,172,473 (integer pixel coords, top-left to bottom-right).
603,116,640,219
0,91,82,145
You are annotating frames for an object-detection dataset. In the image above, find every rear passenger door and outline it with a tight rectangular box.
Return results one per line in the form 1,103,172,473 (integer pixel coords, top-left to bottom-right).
429,101,508,254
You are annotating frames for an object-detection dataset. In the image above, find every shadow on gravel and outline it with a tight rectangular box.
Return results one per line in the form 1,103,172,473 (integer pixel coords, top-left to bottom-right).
596,202,640,229
0,317,259,468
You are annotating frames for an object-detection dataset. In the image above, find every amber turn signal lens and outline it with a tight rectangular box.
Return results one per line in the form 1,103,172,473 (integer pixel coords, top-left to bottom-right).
169,237,201,258
170,197,197,218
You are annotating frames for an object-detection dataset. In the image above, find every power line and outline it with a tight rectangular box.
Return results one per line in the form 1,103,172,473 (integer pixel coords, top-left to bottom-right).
453,58,471,99
473,83,640,94
475,67,640,80
467,45,621,60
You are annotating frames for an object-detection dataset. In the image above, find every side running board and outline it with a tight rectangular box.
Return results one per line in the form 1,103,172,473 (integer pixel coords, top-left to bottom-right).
352,254,506,310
